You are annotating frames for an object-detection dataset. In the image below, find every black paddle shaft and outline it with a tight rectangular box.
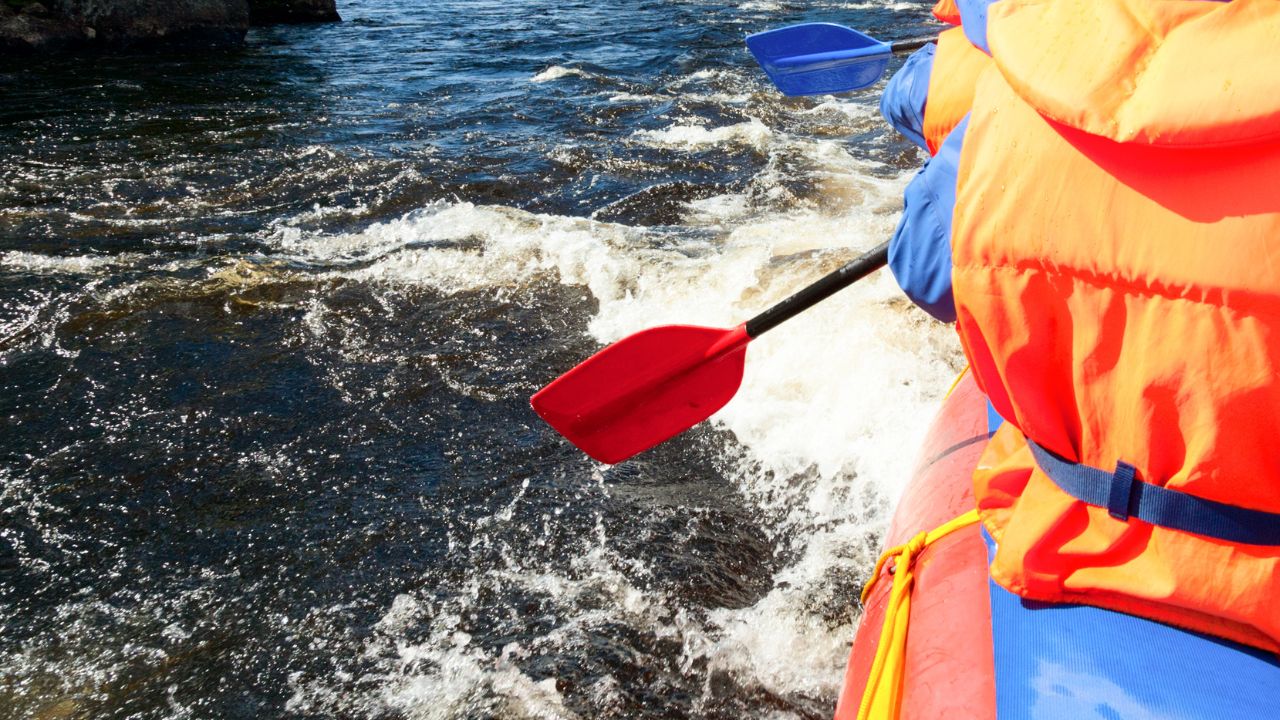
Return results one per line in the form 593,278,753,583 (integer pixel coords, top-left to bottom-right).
744,241,890,338
890,36,939,54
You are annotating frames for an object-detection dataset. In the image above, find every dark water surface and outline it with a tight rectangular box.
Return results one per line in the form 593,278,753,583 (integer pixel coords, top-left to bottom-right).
0,1,959,718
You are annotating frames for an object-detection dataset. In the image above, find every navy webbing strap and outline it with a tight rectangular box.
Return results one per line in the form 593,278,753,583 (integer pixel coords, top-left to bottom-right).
1027,440,1280,546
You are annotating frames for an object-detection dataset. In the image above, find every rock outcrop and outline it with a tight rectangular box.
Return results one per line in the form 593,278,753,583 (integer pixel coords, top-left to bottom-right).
73,0,251,46
0,0,338,54
248,0,339,24
1,2,91,52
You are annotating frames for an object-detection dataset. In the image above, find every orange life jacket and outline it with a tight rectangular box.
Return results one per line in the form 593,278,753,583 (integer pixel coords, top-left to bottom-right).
951,0,1280,652
921,27,990,155
932,0,962,25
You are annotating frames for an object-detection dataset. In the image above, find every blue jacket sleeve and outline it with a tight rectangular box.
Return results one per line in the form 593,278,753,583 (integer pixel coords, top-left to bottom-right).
888,115,969,323
879,44,935,151
957,0,999,54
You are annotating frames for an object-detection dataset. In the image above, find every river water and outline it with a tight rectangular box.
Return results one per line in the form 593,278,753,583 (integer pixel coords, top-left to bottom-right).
0,1,962,718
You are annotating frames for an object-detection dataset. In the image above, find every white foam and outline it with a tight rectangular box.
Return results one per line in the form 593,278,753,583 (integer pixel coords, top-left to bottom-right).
374,629,578,720
684,69,730,82
829,0,917,9
665,68,754,102
690,92,754,104
271,202,651,305
531,66,591,83
634,119,773,153
800,98,880,120
606,92,661,103
682,193,753,226
0,251,139,275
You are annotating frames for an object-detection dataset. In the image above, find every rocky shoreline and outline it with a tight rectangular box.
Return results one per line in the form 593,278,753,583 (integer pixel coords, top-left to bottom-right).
0,0,339,54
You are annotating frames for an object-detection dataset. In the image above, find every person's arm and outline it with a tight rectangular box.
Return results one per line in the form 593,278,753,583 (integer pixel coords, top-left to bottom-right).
879,44,936,152
957,0,999,54
887,115,969,322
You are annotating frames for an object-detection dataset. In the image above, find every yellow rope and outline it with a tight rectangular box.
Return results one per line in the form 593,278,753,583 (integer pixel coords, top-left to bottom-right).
943,364,970,400
856,509,981,720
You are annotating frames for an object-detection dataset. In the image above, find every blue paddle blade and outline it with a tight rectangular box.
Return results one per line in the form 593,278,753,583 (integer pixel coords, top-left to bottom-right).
746,23,892,96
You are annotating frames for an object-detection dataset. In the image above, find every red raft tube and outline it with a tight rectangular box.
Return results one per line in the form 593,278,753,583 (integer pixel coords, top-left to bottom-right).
834,372,1280,720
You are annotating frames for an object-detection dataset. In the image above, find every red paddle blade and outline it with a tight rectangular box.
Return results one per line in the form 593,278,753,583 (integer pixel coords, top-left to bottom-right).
531,324,751,464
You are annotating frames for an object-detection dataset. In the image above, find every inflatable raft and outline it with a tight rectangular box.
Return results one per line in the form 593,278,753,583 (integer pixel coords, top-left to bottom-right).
834,372,1280,720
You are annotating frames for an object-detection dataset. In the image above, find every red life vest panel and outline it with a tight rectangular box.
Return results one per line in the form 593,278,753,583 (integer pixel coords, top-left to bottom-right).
951,0,1280,652
932,0,962,25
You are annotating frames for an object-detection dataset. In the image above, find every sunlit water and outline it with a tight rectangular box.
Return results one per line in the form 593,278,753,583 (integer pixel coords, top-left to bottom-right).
0,1,961,718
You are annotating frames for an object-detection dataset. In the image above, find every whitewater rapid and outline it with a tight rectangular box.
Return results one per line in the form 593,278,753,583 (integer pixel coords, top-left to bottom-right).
1,2,961,717
270,132,962,716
